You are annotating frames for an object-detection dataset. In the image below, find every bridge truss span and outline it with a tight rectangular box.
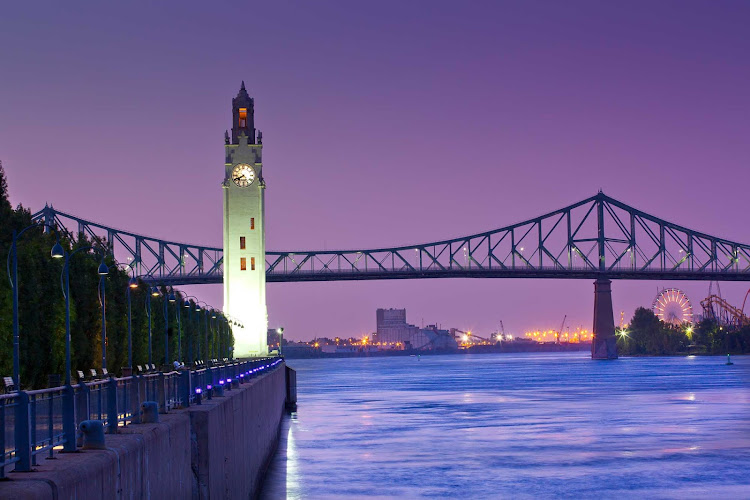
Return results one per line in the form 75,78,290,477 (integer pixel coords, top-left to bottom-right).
33,206,224,284
33,192,750,285
265,192,750,282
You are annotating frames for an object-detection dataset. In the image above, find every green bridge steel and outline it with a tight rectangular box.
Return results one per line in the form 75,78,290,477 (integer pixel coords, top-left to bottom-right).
33,192,750,285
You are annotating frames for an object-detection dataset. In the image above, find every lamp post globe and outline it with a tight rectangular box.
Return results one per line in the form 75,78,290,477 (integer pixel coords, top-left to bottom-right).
51,242,65,259
98,261,109,275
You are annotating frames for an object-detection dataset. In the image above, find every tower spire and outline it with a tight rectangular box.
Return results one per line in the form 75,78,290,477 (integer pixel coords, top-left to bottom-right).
231,81,255,144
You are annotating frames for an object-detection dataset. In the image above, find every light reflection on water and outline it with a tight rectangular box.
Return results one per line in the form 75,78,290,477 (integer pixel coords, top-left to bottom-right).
261,353,750,499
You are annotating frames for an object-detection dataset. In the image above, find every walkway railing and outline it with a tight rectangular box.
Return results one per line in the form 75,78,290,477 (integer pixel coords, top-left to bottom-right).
0,357,283,477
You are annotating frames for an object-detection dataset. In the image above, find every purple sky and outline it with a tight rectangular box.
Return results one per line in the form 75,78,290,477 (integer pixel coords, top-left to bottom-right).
2,1,750,341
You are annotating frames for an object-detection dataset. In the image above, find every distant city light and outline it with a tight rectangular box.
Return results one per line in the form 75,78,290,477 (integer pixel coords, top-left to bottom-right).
524,327,590,343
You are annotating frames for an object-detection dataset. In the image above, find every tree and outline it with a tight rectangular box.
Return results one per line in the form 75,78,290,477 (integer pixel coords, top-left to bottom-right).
0,163,235,387
621,307,662,354
619,307,690,356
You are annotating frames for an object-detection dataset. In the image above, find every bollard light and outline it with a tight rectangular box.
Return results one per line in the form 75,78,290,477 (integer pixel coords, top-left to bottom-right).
195,387,203,405
206,384,213,400
226,378,232,390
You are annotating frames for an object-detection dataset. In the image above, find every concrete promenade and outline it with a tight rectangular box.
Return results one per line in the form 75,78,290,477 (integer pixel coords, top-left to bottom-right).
0,362,287,499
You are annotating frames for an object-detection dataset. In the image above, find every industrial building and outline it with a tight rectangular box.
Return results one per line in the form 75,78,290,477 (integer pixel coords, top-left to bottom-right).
375,308,458,351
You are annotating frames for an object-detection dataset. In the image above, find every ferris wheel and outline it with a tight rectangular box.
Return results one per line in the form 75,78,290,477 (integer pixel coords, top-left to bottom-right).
652,288,693,325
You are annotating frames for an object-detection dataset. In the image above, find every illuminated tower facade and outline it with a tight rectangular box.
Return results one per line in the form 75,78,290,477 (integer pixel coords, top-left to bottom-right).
223,82,267,357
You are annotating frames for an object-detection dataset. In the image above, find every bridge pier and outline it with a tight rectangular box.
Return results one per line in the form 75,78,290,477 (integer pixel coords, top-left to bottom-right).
591,278,618,359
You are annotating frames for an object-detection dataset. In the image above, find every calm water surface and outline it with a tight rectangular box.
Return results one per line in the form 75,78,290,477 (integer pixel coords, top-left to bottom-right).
261,353,750,499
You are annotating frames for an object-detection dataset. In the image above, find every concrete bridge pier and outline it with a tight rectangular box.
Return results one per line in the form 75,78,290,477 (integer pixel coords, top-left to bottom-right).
591,278,618,359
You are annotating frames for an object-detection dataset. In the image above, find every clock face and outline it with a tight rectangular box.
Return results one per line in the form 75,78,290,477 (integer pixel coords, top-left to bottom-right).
231,164,256,187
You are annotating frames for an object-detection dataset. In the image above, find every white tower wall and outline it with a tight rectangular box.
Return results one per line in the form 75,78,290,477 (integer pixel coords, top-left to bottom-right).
222,84,268,357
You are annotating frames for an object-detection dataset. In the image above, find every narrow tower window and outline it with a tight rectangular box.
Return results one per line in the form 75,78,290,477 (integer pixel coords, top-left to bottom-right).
250,218,255,230
251,257,256,271
239,108,247,128
240,257,247,271
240,236,246,249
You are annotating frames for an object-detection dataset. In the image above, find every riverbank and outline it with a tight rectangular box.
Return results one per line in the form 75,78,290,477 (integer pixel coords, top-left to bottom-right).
0,363,288,500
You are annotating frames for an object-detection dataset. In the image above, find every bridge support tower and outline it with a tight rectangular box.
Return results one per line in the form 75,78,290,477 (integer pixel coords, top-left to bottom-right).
591,278,618,359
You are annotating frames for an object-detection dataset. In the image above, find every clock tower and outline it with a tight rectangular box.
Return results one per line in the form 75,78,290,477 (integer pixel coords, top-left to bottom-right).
223,82,267,357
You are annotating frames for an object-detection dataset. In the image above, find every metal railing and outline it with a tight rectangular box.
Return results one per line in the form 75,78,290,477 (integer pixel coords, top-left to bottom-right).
0,357,283,477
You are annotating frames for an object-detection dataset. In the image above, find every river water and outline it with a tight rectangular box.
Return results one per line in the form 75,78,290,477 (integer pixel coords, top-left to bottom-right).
261,353,750,499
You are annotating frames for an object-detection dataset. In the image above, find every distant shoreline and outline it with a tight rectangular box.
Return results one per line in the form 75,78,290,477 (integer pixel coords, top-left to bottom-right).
281,342,592,359
281,344,748,360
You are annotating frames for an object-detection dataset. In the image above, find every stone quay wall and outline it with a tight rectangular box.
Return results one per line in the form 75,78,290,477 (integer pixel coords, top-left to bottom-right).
0,362,288,500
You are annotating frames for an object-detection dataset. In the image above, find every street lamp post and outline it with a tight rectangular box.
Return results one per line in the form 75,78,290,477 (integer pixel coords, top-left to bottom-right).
225,318,231,360
219,316,224,360
127,277,138,368
179,295,200,365
182,297,192,364
276,327,285,356
171,292,181,363
146,285,159,365
215,315,220,360
205,308,211,363
51,243,108,384
7,222,44,388
211,311,218,360
163,290,171,367
51,242,108,452
7,222,45,471
195,302,204,361
98,262,109,371
223,317,230,359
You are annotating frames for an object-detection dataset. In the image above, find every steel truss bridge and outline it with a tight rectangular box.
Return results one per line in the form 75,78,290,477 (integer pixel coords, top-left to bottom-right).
32,192,750,286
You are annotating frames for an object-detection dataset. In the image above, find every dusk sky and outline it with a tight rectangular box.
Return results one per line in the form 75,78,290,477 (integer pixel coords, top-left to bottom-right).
2,1,750,340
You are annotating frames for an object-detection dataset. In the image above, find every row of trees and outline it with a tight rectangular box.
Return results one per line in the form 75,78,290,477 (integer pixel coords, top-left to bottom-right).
0,163,233,389
617,307,750,355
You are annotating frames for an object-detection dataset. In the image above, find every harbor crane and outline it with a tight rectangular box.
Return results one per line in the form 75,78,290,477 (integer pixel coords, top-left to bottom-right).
498,320,508,341
557,315,567,344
